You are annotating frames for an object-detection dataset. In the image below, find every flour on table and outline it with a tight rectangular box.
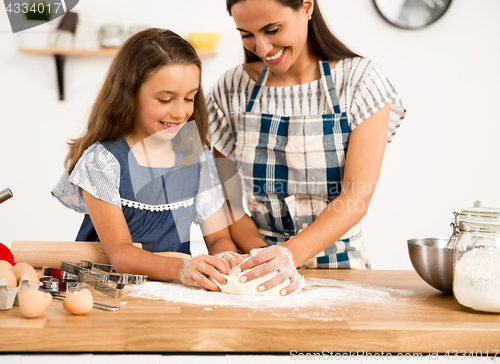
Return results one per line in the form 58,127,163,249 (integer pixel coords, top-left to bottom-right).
125,277,413,320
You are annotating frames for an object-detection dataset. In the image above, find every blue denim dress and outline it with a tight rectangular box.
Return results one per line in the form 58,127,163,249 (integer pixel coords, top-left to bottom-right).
52,136,224,254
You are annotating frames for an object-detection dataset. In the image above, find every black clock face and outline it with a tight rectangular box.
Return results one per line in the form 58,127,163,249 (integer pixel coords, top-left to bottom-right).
373,0,452,29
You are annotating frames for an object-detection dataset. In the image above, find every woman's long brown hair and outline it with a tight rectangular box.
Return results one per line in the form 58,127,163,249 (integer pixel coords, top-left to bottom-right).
65,28,208,173
226,0,360,63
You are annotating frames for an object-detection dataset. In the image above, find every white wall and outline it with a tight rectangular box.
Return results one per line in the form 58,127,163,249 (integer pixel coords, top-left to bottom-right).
0,0,499,270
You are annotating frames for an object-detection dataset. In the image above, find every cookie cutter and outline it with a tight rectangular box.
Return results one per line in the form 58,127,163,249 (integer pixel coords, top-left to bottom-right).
60,260,147,298
60,260,114,282
77,270,126,299
42,267,78,281
41,260,147,298
39,276,80,292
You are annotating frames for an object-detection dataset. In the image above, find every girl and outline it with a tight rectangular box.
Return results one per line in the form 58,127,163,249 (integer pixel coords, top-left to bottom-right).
208,0,406,294
52,28,241,291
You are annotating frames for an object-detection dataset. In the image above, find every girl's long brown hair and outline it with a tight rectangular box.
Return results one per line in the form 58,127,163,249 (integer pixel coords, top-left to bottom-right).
226,0,360,63
65,28,208,173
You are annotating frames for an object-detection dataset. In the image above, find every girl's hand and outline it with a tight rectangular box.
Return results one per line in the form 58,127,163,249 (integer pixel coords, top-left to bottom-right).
213,251,248,269
178,254,230,291
236,245,302,296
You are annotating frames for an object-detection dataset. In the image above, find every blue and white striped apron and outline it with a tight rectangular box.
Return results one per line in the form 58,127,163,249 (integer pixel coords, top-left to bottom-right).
234,60,369,269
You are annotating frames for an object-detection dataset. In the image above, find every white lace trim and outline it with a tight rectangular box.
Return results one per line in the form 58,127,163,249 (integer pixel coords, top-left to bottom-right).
121,197,194,212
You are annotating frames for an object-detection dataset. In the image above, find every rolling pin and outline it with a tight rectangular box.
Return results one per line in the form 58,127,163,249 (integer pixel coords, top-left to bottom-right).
10,241,191,268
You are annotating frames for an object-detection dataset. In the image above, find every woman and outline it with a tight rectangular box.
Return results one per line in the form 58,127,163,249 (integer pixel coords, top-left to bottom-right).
207,0,406,295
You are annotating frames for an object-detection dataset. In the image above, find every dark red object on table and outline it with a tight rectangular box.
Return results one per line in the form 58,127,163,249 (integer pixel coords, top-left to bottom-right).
0,242,16,266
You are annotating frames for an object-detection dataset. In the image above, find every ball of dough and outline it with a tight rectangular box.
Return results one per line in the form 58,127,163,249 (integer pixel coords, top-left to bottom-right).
211,264,305,296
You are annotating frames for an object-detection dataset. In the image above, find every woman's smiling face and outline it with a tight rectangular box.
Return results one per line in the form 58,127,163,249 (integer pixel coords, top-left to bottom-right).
231,0,313,73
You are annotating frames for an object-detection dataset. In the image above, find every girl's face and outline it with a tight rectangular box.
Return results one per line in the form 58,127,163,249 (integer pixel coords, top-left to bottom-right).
231,0,313,73
133,64,200,141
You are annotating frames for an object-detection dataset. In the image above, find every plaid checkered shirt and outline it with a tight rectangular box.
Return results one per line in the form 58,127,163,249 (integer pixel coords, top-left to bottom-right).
208,58,405,269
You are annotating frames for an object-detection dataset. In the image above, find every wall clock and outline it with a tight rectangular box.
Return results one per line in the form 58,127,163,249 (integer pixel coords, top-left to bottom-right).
373,0,452,30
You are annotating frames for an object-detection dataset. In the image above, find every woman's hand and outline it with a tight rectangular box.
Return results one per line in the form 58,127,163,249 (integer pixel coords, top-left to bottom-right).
236,245,302,296
213,251,248,269
178,254,231,291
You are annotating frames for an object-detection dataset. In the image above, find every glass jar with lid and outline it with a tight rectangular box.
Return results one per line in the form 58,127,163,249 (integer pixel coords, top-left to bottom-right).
99,25,124,48
448,207,500,313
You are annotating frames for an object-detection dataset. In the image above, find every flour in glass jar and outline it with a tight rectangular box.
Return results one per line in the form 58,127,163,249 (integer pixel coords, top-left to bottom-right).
453,247,500,313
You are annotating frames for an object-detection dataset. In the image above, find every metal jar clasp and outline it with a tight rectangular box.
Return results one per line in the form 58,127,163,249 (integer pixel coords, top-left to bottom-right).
445,211,459,252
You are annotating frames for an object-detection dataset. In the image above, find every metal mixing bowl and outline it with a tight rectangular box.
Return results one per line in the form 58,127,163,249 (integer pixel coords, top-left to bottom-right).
407,238,454,294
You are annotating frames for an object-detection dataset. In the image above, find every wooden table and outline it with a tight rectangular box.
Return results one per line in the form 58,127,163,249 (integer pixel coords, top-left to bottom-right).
1,270,499,354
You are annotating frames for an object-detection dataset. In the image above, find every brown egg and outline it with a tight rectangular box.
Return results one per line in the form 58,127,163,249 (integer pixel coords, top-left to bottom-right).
11,262,39,286
0,260,13,270
19,290,53,318
62,289,93,315
0,269,17,288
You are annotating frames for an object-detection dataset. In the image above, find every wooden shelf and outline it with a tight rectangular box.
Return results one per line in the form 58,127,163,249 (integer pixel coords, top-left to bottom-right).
19,47,217,57
18,48,217,100
19,47,120,56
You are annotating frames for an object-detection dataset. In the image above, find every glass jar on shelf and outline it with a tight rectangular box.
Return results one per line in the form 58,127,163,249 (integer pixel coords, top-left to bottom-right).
448,207,500,313
99,25,124,48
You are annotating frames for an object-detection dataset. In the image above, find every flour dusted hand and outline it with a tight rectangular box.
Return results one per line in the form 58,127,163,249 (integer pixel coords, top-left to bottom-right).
210,258,305,296
178,255,230,291
235,245,304,296
213,251,248,269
